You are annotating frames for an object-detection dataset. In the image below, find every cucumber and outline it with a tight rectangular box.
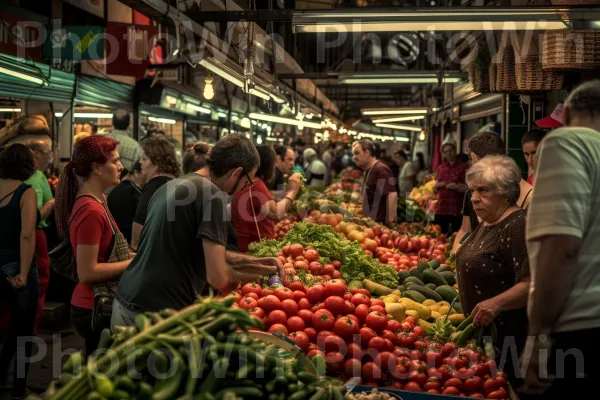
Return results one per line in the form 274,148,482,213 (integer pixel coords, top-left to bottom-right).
398,285,406,294
453,301,463,313
407,285,444,302
428,259,441,270
425,283,438,291
404,277,425,286
408,268,423,280
435,285,459,303
417,262,431,273
439,271,456,286
422,269,448,287
436,265,452,273
403,290,427,304
398,271,410,282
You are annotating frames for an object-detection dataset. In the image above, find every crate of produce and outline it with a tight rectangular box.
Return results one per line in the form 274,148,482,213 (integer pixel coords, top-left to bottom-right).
349,384,520,400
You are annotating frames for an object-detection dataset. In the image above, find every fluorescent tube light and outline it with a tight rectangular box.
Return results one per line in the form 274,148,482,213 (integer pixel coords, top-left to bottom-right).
74,113,114,118
187,104,212,114
0,108,21,112
218,112,228,118
200,58,245,88
362,107,429,116
373,115,426,123
0,66,48,86
249,113,322,129
339,72,466,85
249,87,271,101
396,136,410,142
55,112,64,117
375,123,422,132
148,117,176,124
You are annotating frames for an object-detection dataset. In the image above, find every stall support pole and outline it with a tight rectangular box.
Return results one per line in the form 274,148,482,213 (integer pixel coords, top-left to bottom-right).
133,101,140,141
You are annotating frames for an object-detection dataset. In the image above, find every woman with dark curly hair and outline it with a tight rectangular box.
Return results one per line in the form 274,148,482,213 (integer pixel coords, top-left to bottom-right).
0,144,39,399
131,137,181,250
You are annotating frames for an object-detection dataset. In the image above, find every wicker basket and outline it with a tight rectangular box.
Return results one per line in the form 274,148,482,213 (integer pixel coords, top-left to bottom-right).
488,62,497,92
469,63,490,93
495,42,518,92
516,53,565,91
542,30,600,70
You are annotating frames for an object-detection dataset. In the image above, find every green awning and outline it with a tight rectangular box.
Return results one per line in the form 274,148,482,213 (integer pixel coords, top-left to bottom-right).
75,75,134,110
0,54,75,104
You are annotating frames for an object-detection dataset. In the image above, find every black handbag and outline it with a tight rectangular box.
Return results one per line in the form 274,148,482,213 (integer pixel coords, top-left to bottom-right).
48,196,94,282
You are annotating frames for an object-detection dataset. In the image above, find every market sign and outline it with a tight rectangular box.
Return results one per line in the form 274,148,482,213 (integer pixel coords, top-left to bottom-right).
0,11,44,61
105,22,158,78
43,26,104,60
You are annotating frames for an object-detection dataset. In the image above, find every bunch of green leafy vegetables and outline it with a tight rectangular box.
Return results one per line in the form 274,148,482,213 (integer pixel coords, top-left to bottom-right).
280,222,398,288
248,238,282,258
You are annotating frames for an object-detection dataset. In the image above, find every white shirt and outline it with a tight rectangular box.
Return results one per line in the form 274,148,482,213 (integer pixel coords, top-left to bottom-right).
398,161,417,194
527,127,600,333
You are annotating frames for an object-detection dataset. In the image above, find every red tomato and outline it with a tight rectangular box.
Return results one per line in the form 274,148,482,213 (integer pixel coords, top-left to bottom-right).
309,261,323,275
298,298,312,310
359,327,377,348
370,299,385,307
414,340,428,350
464,377,484,393
424,378,442,391
306,285,326,304
334,316,360,340
365,312,388,333
486,388,508,399
409,371,428,387
312,309,335,332
345,300,355,315
307,349,324,358
304,249,319,262
411,360,428,374
261,295,282,313
304,327,317,343
374,351,397,373
346,343,363,360
288,281,305,292
486,359,498,377
442,387,461,396
410,350,424,362
289,331,309,351
281,299,299,317
425,350,442,367
404,382,422,392
268,323,288,335
297,309,313,326
317,331,334,344
332,260,342,269
274,288,294,301
268,310,287,326
240,297,257,310
343,292,352,301
354,304,370,323
233,291,242,303
322,264,335,275
324,296,347,315
242,283,263,297
426,389,440,395
287,316,306,333
262,288,274,297
442,342,458,358
325,352,345,373
293,291,307,302
323,335,346,353
324,279,347,297
398,331,416,348
438,365,453,382
351,293,371,307
244,293,259,301
294,261,308,270
401,322,413,332
468,394,485,398
444,378,464,391
381,330,398,346
357,289,370,297
482,378,502,394
369,305,385,314
367,336,388,352
413,326,425,337
362,362,382,382
344,358,362,377
288,244,304,258
387,320,402,332
248,307,265,319
332,270,342,279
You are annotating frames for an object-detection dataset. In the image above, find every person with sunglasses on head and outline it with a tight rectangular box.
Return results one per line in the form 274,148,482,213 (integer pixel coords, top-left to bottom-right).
231,145,302,252
112,135,284,329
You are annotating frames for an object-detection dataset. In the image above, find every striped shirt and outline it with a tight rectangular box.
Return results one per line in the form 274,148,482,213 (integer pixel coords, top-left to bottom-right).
526,127,600,332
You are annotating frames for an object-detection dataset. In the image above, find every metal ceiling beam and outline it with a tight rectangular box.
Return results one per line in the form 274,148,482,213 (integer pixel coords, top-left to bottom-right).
186,9,293,23
277,72,340,80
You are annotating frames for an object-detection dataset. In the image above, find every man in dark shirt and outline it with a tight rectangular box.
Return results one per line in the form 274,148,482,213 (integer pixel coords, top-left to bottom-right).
352,140,397,227
269,145,295,191
112,135,284,329
107,161,146,244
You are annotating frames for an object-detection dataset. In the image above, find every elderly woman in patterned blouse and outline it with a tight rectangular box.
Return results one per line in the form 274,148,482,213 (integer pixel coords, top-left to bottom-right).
456,155,530,379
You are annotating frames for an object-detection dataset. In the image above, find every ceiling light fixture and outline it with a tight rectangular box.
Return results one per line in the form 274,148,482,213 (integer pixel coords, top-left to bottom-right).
74,113,114,118
419,131,426,141
362,107,429,116
187,104,212,114
249,113,322,129
375,123,422,132
0,108,21,112
0,56,50,86
148,116,176,124
339,72,467,85
373,115,426,123
292,7,592,33
203,75,215,100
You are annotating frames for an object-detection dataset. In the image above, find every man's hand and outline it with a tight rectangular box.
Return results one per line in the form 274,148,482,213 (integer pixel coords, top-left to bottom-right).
435,181,447,190
256,257,285,280
446,182,458,191
519,334,554,395
471,297,503,327
7,273,27,289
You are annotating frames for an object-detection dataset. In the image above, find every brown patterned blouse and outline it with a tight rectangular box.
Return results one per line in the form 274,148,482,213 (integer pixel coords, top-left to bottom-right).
455,209,530,347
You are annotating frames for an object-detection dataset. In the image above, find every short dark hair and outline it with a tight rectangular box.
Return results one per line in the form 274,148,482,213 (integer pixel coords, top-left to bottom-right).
467,131,505,158
256,145,277,182
522,129,548,146
353,139,376,156
565,80,600,119
274,145,292,159
394,150,408,160
182,142,210,174
0,143,36,181
208,134,260,178
113,109,130,130
141,137,181,177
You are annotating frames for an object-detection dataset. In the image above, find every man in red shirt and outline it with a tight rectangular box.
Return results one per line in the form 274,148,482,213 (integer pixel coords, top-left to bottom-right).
434,142,468,235
352,140,397,227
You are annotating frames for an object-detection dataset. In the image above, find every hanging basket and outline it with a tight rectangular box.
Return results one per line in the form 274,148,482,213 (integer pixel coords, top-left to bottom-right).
495,42,519,92
516,53,565,91
468,44,491,94
488,63,497,92
542,30,600,70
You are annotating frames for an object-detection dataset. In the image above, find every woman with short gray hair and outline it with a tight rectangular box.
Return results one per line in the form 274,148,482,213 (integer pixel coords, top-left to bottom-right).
456,155,531,384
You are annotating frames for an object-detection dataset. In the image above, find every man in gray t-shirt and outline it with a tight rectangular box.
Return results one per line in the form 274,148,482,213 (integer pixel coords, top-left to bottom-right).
112,135,284,327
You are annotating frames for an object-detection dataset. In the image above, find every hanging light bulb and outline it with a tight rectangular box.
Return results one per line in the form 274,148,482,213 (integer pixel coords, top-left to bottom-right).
419,130,426,141
203,74,215,100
